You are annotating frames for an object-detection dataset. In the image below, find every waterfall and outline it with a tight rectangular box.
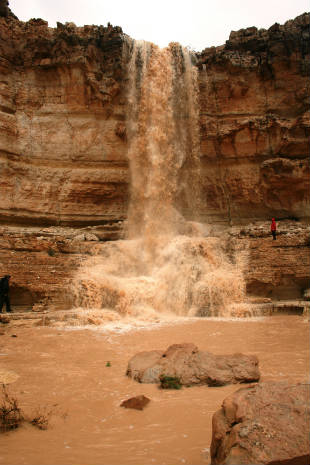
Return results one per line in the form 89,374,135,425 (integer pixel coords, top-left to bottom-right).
126,42,200,241
72,40,247,320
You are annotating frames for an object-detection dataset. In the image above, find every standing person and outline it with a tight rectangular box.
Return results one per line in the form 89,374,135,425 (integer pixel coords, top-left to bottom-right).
271,218,277,240
0,275,12,313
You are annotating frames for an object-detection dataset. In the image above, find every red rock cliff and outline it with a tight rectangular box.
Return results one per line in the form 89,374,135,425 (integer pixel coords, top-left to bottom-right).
197,13,309,224
0,1,309,310
1,4,309,227
0,4,309,227
0,2,129,227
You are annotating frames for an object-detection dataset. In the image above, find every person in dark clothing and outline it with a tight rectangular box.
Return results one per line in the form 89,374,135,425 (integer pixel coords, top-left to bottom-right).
0,275,12,313
271,218,277,240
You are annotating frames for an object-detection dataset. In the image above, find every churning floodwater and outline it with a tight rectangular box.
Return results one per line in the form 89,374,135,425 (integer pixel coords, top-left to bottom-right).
1,316,309,465
72,41,247,321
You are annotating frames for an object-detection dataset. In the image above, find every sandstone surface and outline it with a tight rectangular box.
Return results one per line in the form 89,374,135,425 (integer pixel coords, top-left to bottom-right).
0,1,129,227
228,220,310,300
0,224,110,310
197,14,310,224
210,382,310,465
0,4,308,228
126,343,260,386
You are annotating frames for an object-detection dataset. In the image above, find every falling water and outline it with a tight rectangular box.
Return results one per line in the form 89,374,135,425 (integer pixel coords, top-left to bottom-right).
126,42,200,244
72,40,247,321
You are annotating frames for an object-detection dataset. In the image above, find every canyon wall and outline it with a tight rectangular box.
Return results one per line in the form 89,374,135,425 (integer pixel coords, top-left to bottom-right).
0,3,309,228
0,4,129,227
197,15,309,224
0,0,309,309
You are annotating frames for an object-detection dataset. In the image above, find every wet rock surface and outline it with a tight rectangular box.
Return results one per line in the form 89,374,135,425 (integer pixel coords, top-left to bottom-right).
126,343,260,387
120,395,150,411
210,382,310,465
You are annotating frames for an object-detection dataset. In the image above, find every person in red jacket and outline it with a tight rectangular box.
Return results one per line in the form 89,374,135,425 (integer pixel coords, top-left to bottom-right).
271,218,276,240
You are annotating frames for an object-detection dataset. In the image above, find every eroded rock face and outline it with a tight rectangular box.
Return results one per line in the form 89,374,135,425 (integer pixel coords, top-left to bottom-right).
126,343,260,386
0,4,308,308
228,221,310,300
0,9,308,228
0,9,129,226
210,382,310,465
197,13,310,224
0,224,122,311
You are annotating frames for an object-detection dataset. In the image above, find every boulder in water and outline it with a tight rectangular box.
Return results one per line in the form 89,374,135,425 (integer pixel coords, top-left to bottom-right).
120,395,150,411
210,382,310,465
126,343,260,387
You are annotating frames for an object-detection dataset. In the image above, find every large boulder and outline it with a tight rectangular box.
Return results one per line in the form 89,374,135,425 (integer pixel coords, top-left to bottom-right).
126,343,260,387
210,382,310,465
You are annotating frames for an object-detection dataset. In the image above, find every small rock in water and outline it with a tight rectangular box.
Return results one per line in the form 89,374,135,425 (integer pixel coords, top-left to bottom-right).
120,395,150,411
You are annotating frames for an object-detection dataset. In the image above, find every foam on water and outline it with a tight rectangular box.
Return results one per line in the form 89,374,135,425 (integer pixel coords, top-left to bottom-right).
71,234,248,321
57,312,266,335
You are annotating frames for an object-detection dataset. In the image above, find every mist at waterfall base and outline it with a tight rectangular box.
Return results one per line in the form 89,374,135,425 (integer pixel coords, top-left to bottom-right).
69,41,248,329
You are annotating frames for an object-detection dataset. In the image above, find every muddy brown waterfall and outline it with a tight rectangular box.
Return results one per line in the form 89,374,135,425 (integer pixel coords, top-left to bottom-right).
126,41,200,242
72,41,246,319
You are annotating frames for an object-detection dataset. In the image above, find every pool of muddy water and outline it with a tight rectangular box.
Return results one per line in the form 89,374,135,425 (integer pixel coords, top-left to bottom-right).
0,315,309,465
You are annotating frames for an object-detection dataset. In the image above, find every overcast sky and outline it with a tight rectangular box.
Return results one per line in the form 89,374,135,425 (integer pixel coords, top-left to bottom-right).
9,0,309,51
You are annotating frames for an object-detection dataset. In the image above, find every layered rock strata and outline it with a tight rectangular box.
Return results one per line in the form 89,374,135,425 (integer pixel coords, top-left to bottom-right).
197,13,310,224
227,220,310,300
1,220,308,311
0,223,123,310
0,1,309,309
0,4,308,228
0,2,129,227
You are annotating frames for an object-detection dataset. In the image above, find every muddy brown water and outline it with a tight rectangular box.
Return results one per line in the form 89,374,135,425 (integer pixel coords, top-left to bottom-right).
0,315,309,465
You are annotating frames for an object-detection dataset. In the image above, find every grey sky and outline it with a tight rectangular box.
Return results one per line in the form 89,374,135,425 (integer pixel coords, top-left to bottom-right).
9,0,309,51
